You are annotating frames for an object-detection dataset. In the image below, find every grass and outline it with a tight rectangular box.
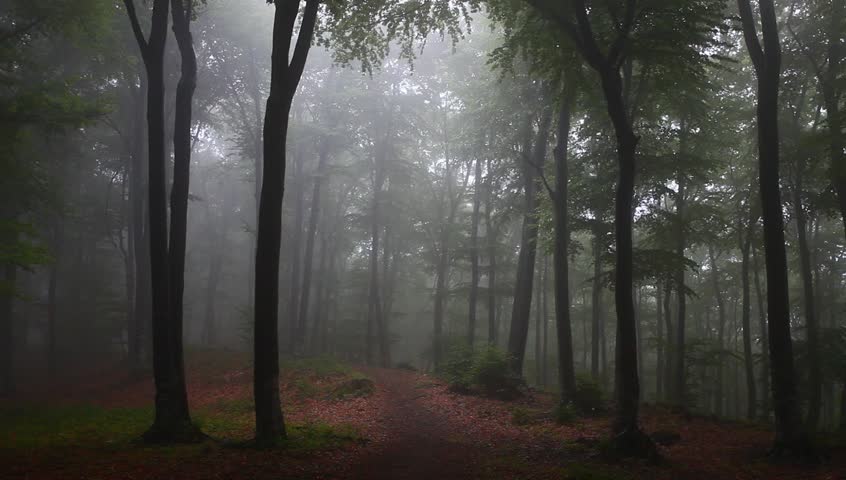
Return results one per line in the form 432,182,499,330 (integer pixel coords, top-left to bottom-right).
0,404,153,449
281,355,352,379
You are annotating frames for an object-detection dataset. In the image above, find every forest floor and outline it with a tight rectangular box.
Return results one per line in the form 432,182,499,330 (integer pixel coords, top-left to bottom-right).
2,350,845,479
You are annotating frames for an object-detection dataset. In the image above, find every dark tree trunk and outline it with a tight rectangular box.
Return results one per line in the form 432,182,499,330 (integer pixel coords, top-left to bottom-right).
124,0,196,442
535,256,543,385
752,242,770,419
656,285,664,400
740,213,757,421
47,220,62,378
485,157,497,345
591,226,602,380
367,150,387,367
1,262,15,396
737,0,808,453
129,77,150,377
541,255,549,387
662,281,673,402
468,155,482,346
287,154,305,353
552,92,575,401
253,0,318,447
674,172,687,408
297,140,330,348
507,109,552,374
793,160,821,431
710,246,726,417
161,0,199,441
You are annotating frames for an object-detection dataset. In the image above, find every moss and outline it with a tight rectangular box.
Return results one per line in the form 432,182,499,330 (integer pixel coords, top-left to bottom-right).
0,404,153,449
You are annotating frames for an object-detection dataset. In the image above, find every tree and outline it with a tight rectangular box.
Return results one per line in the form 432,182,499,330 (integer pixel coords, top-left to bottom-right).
736,0,810,455
253,0,319,446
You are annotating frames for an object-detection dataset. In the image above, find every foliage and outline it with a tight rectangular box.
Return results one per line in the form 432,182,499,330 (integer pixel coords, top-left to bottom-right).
440,343,517,396
570,374,606,416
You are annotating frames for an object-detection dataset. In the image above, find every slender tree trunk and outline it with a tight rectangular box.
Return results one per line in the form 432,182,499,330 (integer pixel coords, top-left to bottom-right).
552,91,575,401
367,152,387,367
468,155,482,346
287,155,305,353
47,221,62,378
129,77,150,377
507,109,552,374
485,158,497,345
542,255,549,387
253,0,319,446
674,171,687,408
591,226,602,379
752,242,771,419
163,0,199,439
656,285,664,401
710,246,726,417
297,140,330,347
1,262,15,396
737,0,807,452
793,167,821,431
662,282,673,402
535,257,543,385
740,215,757,420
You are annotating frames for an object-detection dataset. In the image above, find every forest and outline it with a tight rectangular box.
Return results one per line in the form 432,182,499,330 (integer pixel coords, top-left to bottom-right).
2,0,846,478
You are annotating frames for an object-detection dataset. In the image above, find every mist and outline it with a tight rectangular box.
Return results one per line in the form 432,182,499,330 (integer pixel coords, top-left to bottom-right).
2,0,846,478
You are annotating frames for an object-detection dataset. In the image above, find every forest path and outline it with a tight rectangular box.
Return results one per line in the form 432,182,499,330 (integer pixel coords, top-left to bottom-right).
345,367,493,480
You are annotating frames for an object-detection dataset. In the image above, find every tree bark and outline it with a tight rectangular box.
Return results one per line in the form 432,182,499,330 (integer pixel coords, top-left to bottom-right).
674,167,687,408
752,242,770,419
591,226,602,379
552,91,575,401
507,109,552,374
793,157,821,431
737,0,808,453
253,0,319,446
1,262,15,396
740,209,757,421
297,139,330,348
468,154,482,346
485,157,497,345
709,246,726,417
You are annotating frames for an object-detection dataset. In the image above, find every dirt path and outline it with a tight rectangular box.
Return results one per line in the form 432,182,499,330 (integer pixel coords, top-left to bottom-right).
345,368,493,480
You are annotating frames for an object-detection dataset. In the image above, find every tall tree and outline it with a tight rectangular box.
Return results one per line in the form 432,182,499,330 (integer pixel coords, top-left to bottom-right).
253,0,319,446
736,0,809,455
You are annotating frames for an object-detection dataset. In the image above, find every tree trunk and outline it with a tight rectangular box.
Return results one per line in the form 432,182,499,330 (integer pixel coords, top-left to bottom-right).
674,171,687,408
656,285,664,401
752,242,770,419
129,76,150,377
552,91,575,401
287,154,305,353
367,149,387,367
297,139,330,348
253,0,319,446
793,159,821,431
662,281,673,402
507,109,552,374
1,262,15,396
535,256,543,385
710,246,726,417
485,157,497,345
591,226,602,380
468,155,482,346
161,0,199,440
740,213,757,421
737,0,808,453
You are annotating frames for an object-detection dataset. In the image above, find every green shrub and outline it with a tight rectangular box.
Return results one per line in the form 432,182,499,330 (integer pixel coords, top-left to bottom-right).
441,342,475,390
510,406,533,426
470,345,511,394
441,343,516,395
396,361,417,371
571,374,605,415
554,402,577,425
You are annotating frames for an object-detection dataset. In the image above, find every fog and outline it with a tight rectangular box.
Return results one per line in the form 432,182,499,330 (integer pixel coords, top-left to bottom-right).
3,0,846,476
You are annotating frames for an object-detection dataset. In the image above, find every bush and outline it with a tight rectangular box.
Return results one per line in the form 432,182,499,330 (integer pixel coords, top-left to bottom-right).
470,345,511,394
571,374,605,415
554,402,577,425
510,406,533,426
441,344,517,396
395,361,417,371
441,343,475,391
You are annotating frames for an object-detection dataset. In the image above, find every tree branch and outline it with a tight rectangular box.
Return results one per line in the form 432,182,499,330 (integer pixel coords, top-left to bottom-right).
123,0,149,54
736,0,765,72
